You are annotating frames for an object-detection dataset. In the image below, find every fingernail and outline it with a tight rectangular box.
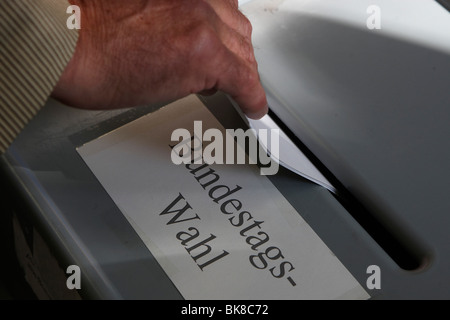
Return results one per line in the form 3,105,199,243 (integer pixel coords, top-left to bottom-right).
246,104,268,120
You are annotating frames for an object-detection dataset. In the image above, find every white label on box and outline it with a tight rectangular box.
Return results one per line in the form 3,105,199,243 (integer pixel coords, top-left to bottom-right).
77,95,369,300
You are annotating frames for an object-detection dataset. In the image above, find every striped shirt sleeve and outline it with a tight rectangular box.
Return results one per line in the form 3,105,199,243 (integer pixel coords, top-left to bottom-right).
0,0,78,154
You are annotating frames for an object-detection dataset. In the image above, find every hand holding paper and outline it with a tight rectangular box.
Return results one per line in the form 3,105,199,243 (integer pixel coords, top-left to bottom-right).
52,0,267,119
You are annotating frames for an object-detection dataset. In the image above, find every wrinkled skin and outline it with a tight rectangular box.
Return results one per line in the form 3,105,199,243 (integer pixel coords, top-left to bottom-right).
53,0,267,119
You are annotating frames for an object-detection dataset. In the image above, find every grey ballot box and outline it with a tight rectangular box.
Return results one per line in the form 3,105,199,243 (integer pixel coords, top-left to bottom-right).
2,0,450,299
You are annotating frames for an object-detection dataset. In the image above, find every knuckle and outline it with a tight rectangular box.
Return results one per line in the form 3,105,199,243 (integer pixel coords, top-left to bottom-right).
193,23,219,48
234,34,256,63
243,39,256,62
188,23,221,61
230,0,239,8
241,15,253,37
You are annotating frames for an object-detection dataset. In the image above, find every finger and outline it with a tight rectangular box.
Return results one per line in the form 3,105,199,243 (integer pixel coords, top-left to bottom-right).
206,0,252,40
209,46,268,119
199,1,255,63
214,19,256,64
228,70,268,120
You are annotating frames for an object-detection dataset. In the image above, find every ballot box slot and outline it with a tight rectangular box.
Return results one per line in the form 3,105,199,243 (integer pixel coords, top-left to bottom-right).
267,109,425,271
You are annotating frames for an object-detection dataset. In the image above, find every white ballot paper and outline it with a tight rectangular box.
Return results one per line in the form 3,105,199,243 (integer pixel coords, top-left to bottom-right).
77,95,369,300
246,115,337,194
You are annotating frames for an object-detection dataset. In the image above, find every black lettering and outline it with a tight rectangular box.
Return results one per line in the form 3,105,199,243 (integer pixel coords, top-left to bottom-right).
270,261,296,280
208,185,242,204
176,227,200,246
249,252,268,270
228,211,253,227
197,250,229,271
239,220,264,236
264,246,285,261
220,199,243,215
186,162,209,175
195,168,220,189
185,234,217,262
159,193,200,225
246,231,270,251
249,246,285,271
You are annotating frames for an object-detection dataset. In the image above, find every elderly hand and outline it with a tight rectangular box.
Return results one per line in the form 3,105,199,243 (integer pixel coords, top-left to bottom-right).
52,0,267,119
